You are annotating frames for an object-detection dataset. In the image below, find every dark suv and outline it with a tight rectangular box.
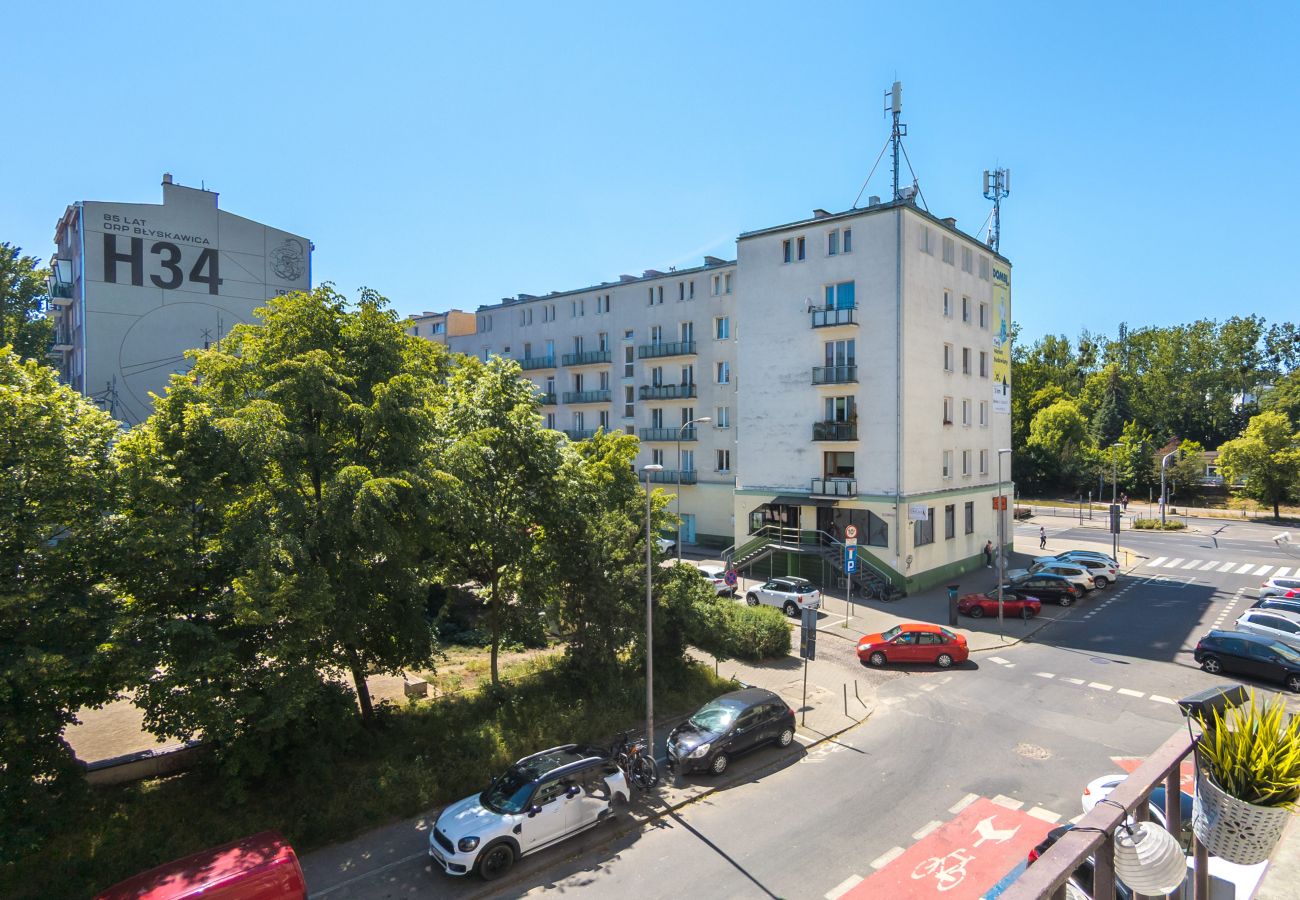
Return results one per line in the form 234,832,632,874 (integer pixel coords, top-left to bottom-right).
667,688,796,776
1194,630,1300,692
1000,574,1082,606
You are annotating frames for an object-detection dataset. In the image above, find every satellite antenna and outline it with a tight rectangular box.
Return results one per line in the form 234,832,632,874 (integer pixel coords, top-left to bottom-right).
983,167,1011,252
886,81,906,201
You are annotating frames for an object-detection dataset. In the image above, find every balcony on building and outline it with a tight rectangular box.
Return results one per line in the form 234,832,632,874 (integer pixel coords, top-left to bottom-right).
561,349,612,367
538,391,558,405
639,426,697,442
51,327,75,352
638,340,697,360
647,468,697,485
810,477,857,497
47,258,75,307
812,365,858,385
518,355,556,371
562,389,611,404
810,306,858,328
563,428,598,441
639,383,697,401
812,420,857,441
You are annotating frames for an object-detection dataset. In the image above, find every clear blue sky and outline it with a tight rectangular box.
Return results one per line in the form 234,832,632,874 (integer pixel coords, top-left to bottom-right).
5,2,1298,344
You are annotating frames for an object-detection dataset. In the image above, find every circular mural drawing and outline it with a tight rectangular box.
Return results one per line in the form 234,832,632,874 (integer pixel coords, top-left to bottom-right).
270,238,306,281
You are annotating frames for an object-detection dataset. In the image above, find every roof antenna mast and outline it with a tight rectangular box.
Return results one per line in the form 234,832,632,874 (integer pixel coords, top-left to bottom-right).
983,167,1011,252
886,81,906,201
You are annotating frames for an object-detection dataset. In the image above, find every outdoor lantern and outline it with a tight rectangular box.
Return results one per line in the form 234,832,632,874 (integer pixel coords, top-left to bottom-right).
1112,818,1187,895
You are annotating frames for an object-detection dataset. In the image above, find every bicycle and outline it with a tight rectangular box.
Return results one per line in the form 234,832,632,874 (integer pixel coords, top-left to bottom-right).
610,731,659,791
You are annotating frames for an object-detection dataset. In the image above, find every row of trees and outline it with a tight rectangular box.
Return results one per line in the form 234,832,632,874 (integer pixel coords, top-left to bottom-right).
1013,316,1300,513
2,283,731,840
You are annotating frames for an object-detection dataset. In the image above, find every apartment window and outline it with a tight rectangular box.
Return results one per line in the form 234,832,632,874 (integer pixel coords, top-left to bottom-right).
570,301,577,318
545,413,556,430
680,364,694,385
651,408,664,428
573,373,584,392
962,296,971,322
625,425,635,435
650,325,663,345
945,505,956,540
823,281,856,309
914,510,935,546
827,230,839,256
943,343,954,372
962,347,972,375
715,406,730,428
623,329,633,340
783,239,793,263
716,449,731,472
825,339,855,370
624,385,634,418
624,346,634,377
964,501,975,534
681,406,695,425
542,305,553,323
573,335,584,354
920,226,933,254
826,395,855,421
961,398,971,426
658,286,664,304
679,321,694,344
598,371,610,391
711,274,721,296
942,450,952,479
714,316,730,339
942,236,955,265
979,449,989,474
943,396,954,425
823,450,855,478
689,280,695,299
797,237,806,260
523,341,532,359
480,347,490,361
681,450,694,472
962,246,973,273
979,400,989,427
597,294,610,313
648,287,654,306
843,227,852,253
598,410,609,429
716,361,730,384
979,351,989,378
573,411,585,431
651,448,664,466
432,321,445,334
545,375,555,395
961,450,971,476
598,332,609,351
943,290,952,318
651,366,663,387
979,302,989,328
724,272,733,294
979,256,990,280
679,282,685,302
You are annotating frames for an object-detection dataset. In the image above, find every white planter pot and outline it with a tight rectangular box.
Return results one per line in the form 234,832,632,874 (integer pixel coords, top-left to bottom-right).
1193,770,1293,865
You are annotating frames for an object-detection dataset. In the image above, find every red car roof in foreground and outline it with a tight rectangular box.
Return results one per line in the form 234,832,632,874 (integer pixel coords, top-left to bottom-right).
95,831,304,900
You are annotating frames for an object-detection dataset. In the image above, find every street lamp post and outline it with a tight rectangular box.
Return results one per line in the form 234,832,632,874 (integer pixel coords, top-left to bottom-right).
996,448,1012,638
643,463,664,770
676,416,711,562
1111,442,1124,561
1159,450,1179,527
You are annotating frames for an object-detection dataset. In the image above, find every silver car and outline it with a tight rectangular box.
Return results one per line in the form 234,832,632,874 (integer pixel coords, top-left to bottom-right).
1260,576,1300,600
745,576,821,617
1234,608,1300,653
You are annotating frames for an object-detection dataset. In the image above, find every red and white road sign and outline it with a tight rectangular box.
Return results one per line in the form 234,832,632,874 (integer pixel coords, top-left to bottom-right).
844,524,859,540
844,797,1051,900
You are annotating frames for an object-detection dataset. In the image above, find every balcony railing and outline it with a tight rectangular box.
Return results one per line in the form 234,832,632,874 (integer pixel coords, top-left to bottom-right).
639,427,696,442
810,477,857,497
638,340,697,359
561,389,611,404
538,392,557,405
639,383,697,400
52,330,74,350
647,469,697,485
49,281,75,301
811,306,858,327
812,421,857,441
561,349,612,366
562,428,598,441
518,356,556,371
812,365,858,384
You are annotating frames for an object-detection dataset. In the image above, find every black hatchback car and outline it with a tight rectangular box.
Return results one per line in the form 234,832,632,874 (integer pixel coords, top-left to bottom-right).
1194,630,1300,692
667,688,795,776
999,574,1083,606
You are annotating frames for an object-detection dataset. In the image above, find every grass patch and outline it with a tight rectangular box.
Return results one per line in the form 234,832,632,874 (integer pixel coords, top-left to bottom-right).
3,659,734,900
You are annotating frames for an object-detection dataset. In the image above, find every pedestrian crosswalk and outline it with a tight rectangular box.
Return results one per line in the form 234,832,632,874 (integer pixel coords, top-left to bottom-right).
1140,557,1289,579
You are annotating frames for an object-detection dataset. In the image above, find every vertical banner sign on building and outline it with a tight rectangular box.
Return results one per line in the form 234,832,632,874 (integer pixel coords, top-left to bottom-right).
991,264,1011,414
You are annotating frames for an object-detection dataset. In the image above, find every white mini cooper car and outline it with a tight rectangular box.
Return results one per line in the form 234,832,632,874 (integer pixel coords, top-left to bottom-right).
429,745,628,881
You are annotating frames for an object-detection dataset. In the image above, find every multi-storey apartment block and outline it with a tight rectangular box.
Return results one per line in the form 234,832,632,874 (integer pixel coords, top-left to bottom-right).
446,257,739,547
404,309,476,344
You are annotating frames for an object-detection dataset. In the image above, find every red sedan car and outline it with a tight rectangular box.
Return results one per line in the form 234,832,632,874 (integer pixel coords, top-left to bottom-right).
958,592,1042,619
857,623,969,669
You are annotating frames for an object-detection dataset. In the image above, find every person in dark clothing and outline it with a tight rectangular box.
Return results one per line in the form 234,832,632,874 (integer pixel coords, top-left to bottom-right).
983,540,994,568
1039,526,1047,549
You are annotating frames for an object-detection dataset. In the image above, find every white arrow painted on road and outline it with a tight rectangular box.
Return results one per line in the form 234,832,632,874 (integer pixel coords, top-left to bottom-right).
972,815,1021,847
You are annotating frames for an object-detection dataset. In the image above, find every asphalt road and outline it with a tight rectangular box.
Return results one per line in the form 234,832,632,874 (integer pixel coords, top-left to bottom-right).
321,524,1299,899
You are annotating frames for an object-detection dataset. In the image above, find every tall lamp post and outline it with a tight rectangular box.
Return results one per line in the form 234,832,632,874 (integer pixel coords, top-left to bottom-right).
643,463,664,768
996,448,1012,637
1111,441,1125,562
676,416,711,562
1159,449,1179,527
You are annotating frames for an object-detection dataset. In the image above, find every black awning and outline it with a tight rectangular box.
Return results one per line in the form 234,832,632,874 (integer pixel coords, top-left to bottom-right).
768,495,838,507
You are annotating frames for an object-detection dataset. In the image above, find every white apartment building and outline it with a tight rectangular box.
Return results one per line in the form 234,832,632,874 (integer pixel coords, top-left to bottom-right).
446,258,739,547
734,201,1012,594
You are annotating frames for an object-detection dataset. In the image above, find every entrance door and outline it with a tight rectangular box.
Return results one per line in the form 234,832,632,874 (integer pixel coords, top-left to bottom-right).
680,513,696,544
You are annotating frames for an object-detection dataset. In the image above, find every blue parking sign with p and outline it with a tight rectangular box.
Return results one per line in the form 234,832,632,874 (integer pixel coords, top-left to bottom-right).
844,545,858,573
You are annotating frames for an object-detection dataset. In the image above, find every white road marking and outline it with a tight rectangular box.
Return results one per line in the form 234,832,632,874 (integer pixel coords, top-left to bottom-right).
1088,682,1113,691
1150,695,1176,705
1036,672,1055,679
1236,563,1256,574
1276,567,1292,578
913,819,944,840
882,696,906,706
1148,556,1168,567
1165,558,1186,568
1118,688,1145,698
949,793,980,814
1254,565,1274,577
1200,560,1221,570
825,875,864,899
992,794,1025,810
919,683,938,692
1183,559,1204,569
794,732,816,745
1219,561,1237,572
869,847,905,870
1063,677,1086,685
1028,806,1063,824
988,656,1011,665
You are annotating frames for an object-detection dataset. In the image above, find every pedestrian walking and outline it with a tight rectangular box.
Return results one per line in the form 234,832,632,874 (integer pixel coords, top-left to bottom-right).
1039,526,1047,549
983,540,994,568
1120,493,1129,511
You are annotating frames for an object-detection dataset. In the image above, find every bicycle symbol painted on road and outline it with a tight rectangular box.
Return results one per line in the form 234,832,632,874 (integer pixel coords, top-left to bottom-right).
911,848,974,891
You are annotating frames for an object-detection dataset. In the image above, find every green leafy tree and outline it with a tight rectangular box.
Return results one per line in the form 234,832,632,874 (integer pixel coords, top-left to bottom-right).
0,244,53,361
1027,398,1092,488
0,350,120,831
1217,411,1300,519
436,356,562,686
1261,370,1300,429
1160,439,1207,505
1087,364,1131,446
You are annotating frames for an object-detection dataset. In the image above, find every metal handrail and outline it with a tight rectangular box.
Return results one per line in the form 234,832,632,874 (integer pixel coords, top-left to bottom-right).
812,365,858,384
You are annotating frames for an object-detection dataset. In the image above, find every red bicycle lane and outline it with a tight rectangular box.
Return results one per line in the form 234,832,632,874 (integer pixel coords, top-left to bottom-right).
844,798,1052,900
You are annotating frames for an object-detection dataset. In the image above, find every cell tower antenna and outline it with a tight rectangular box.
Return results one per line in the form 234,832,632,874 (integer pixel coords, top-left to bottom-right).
982,167,1011,253
885,81,907,201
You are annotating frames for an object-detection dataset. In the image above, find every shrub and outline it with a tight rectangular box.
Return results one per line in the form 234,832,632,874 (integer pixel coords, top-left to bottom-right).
1133,518,1186,530
687,596,791,661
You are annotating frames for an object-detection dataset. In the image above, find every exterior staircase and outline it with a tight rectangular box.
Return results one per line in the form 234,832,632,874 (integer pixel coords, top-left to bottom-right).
722,526,903,601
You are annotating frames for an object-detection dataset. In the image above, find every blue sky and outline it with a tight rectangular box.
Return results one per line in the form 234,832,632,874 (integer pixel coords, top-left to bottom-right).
5,2,1298,344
